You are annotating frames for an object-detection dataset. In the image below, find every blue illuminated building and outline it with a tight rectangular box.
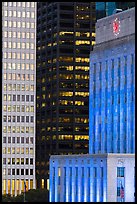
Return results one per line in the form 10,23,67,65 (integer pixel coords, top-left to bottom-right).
89,8,135,154
49,8,135,202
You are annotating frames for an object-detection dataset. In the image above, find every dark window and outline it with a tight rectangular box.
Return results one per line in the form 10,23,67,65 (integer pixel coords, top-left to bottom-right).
26,169,28,175
17,95,20,101
26,95,29,101
13,95,16,101
30,158,33,165
12,169,15,175
17,137,20,143
3,137,6,143
22,95,25,101
8,137,11,143
17,169,19,175
12,137,15,143
21,137,24,143
3,158,6,164
117,186,120,196
17,116,20,122
26,116,29,122
30,169,33,175
31,95,34,101
26,158,29,164
117,167,125,177
31,116,34,122
21,116,24,122
21,169,24,175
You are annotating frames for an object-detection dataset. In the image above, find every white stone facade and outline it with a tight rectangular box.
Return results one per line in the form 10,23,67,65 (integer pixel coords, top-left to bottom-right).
2,2,36,196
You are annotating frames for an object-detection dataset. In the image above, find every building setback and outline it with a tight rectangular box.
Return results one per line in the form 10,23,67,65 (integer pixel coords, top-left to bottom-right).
2,2,36,196
49,7,135,202
36,2,96,189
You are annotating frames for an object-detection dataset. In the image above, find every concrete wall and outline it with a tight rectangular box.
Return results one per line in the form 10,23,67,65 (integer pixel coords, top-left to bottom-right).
95,7,135,44
107,154,135,202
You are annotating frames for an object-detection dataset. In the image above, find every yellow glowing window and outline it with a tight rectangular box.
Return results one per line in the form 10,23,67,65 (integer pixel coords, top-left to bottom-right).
21,180,24,191
42,87,46,91
92,32,96,37
75,66,89,71
59,31,73,36
75,58,89,63
30,180,33,189
75,40,90,45
48,43,52,47
59,56,73,62
92,41,96,46
3,180,6,191
42,103,46,107
8,180,11,193
47,179,49,190
42,95,46,99
60,92,73,97
42,179,44,189
42,136,45,141
16,158,20,164
75,92,89,97
12,180,15,191
16,180,20,191
53,42,57,46
74,135,89,140
42,78,45,83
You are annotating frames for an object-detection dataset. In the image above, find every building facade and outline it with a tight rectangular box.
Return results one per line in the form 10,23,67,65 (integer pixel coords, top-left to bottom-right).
49,154,135,202
96,2,135,20
36,2,96,189
49,7,135,202
89,7,135,154
2,2,36,196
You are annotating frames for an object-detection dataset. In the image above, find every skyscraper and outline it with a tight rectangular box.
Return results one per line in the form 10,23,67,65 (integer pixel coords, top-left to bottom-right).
2,2,36,196
89,7,135,154
49,7,135,202
36,2,96,189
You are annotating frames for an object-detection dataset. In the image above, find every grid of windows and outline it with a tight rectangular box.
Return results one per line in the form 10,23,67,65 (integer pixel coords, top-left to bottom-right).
2,2,36,196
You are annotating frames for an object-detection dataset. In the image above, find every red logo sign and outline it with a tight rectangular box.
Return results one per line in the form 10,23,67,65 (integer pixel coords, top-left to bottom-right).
113,18,120,36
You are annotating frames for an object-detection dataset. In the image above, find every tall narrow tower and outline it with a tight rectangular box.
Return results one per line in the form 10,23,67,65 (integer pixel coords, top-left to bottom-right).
2,2,36,196
36,2,96,189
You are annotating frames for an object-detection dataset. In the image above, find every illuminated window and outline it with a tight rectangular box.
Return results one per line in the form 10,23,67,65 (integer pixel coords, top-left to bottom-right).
8,180,11,194
4,20,7,27
75,57,89,63
75,40,90,45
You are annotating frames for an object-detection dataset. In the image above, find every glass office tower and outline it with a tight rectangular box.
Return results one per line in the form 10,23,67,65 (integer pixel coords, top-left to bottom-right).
96,2,135,20
2,2,36,196
36,2,96,189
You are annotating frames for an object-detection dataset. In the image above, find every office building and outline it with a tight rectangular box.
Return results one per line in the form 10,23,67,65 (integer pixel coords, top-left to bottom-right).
49,7,135,202
96,2,135,20
2,2,36,196
50,154,135,202
89,7,135,154
36,2,96,189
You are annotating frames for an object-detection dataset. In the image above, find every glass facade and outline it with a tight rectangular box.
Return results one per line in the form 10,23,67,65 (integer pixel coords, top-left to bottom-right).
96,2,135,20
36,2,96,189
